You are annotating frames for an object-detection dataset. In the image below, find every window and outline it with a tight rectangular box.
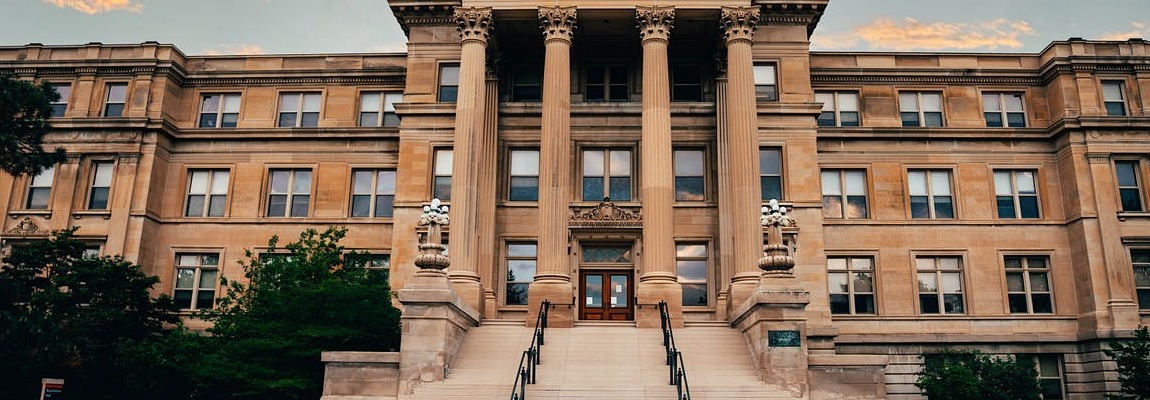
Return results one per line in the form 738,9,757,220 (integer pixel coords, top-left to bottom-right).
827,256,876,315
994,170,1040,219
821,169,867,219
48,83,70,118
174,253,219,310
583,149,632,201
433,149,453,200
277,92,321,128
185,170,230,217
753,63,777,101
267,169,312,217
586,65,628,102
674,149,705,202
1005,256,1053,314
899,92,943,127
760,147,783,201
199,93,241,128
103,83,127,117
671,65,702,102
86,161,113,210
359,92,403,127
1116,160,1144,212
82,245,102,258
677,244,708,306
511,66,543,101
505,242,537,305
439,64,460,102
916,256,965,314
983,92,1026,128
1019,355,1065,400
346,253,391,282
509,149,539,201
1102,81,1127,116
1131,249,1150,310
816,92,860,127
25,166,54,210
351,169,396,217
908,170,954,219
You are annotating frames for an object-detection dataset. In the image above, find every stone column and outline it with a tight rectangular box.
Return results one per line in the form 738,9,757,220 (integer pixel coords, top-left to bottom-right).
635,5,682,328
528,6,578,327
720,6,765,313
446,6,493,314
713,53,732,321
476,68,501,318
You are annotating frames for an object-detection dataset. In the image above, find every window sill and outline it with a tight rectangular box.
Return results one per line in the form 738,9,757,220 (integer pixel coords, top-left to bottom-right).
72,210,112,219
9,210,52,219
498,201,539,207
672,202,718,208
831,314,1075,321
1117,211,1150,221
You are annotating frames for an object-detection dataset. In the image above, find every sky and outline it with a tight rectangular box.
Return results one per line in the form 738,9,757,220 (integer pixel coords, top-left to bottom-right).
0,0,1148,55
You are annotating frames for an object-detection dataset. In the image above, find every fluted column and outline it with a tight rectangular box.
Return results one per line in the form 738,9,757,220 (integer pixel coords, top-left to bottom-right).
529,5,578,327
720,6,765,313
713,55,732,320
476,67,501,318
447,6,493,313
635,5,682,328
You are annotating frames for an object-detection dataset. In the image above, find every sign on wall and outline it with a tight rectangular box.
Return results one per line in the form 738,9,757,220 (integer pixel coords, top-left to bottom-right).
767,330,802,347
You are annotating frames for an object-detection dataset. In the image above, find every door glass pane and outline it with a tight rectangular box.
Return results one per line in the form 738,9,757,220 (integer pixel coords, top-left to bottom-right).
585,275,603,307
582,246,632,263
610,275,628,308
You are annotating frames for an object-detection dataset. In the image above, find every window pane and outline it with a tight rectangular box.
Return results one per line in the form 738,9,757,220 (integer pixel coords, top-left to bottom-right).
930,171,951,195
816,93,834,111
361,93,381,112
88,188,109,209
1006,273,1025,291
201,95,220,112
822,196,843,218
760,149,782,175
210,171,229,194
985,112,1004,127
107,84,127,102
208,195,226,217
291,195,310,217
853,272,874,292
302,94,321,112
1019,196,1040,218
1009,293,1029,313
844,171,866,195
1106,102,1127,116
378,171,396,194
1030,272,1050,292
510,177,539,201
610,150,631,176
279,94,299,112
753,65,775,85
1016,171,1036,193
508,260,537,282
846,196,868,218
675,177,705,201
982,94,1001,112
918,273,938,292
185,195,205,217
353,171,373,194
609,177,631,201
674,150,704,176
189,171,209,194
1007,113,1026,127
838,93,859,111
908,171,927,196
828,273,848,294
270,170,289,193
92,162,113,186
924,112,943,127
268,194,287,217
994,172,1013,195
1116,161,1139,186
508,244,537,257
1121,189,1144,212
440,65,460,85
818,112,836,127
351,195,371,217
300,112,319,127
374,195,394,217
435,150,454,175
854,294,875,314
898,93,917,112
821,171,841,195
175,268,195,289
934,196,954,218
222,94,241,113
762,176,782,201
1103,82,1123,101
583,150,604,176
1004,93,1024,111
921,93,941,111
827,258,847,270
293,171,311,194
511,150,540,175
901,112,920,127
910,196,930,218
840,112,860,127
434,177,452,200
830,294,850,314
507,283,530,305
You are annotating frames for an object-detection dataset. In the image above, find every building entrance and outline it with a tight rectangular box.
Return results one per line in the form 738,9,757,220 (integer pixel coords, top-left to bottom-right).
577,244,635,321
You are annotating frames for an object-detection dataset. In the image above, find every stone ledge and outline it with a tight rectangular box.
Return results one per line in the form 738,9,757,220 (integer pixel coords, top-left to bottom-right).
809,354,889,367
322,352,400,364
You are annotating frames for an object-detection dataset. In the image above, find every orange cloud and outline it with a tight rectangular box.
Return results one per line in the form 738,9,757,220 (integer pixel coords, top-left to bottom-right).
813,17,1036,51
44,0,142,14
1100,22,1149,40
202,44,266,56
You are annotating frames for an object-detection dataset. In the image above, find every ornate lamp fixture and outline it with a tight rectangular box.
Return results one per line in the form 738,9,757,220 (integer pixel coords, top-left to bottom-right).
414,198,451,273
759,199,796,276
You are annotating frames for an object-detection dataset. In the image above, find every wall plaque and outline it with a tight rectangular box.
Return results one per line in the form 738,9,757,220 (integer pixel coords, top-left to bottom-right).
768,330,801,347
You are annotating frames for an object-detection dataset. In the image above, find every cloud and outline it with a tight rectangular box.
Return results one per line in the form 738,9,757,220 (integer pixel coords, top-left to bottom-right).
44,0,142,14
1100,22,1149,40
202,44,266,56
813,17,1036,51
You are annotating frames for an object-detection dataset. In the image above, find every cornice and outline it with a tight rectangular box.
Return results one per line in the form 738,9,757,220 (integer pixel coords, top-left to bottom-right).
184,73,405,87
390,2,459,36
756,0,828,37
811,70,1042,85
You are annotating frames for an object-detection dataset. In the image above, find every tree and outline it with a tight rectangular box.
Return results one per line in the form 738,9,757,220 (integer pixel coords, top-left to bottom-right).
1104,325,1150,400
0,74,66,176
916,349,1042,400
0,228,177,400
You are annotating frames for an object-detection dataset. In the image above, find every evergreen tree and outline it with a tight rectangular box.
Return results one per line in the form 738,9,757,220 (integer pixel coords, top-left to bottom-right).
1104,325,1150,400
0,74,66,176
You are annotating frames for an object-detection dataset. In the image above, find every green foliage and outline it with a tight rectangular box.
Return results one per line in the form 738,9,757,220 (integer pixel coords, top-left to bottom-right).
1104,325,1150,400
916,349,1042,400
0,228,177,400
0,74,66,176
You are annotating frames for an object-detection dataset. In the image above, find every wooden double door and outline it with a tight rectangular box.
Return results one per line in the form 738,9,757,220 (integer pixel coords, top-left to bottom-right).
579,270,633,321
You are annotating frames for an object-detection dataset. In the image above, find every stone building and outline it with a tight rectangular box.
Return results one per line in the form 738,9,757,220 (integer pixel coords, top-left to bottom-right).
2,0,1148,398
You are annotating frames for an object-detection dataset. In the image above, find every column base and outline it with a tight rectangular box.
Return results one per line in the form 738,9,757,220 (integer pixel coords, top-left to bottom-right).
396,281,480,395
636,280,682,328
725,272,761,322
527,279,574,328
449,271,485,318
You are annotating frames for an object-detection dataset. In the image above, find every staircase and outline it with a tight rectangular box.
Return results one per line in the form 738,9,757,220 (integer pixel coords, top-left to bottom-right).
401,320,799,400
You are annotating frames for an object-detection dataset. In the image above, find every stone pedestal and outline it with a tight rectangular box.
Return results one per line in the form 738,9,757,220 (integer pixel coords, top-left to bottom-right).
396,271,480,395
731,277,811,399
527,281,574,328
321,351,400,400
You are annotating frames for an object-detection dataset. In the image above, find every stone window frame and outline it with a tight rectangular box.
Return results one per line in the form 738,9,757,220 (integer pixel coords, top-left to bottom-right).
501,239,537,307
672,145,710,203
825,253,879,316
675,239,714,308
820,167,870,219
912,252,968,315
577,143,638,203
981,91,1027,128
1101,79,1129,116
898,90,945,127
438,62,461,103
752,62,778,102
263,167,315,218
171,250,223,311
276,91,323,128
584,64,630,102
184,168,232,218
905,168,956,220
759,145,785,202
1127,245,1150,311
505,147,540,202
815,91,861,127
101,81,129,117
197,92,242,128
1114,157,1148,213
83,158,116,211
23,166,56,210
992,168,1042,219
358,90,403,127
45,81,72,118
431,147,453,201
999,252,1055,314
349,168,397,218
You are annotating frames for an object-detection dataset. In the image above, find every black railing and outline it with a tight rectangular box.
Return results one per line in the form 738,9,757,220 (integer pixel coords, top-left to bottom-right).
659,301,692,400
510,300,550,400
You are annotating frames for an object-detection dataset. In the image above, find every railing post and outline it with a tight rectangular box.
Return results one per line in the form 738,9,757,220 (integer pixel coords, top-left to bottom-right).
669,350,676,384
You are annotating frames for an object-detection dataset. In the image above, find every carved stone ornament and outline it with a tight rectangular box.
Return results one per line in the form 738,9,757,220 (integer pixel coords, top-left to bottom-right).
6,217,44,236
455,6,493,44
636,5,674,42
759,199,796,275
720,6,760,43
570,199,642,230
539,6,577,43
414,198,451,271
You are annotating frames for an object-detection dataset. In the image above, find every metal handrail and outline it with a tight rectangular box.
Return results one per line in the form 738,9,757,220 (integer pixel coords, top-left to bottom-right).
659,301,692,400
510,300,550,400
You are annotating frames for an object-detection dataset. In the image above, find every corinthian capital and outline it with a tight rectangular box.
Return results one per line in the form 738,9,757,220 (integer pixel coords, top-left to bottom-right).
455,6,493,44
636,5,674,42
539,6,577,43
720,6,760,44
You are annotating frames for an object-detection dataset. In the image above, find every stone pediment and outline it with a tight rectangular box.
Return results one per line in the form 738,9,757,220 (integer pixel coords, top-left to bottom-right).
5,216,48,237
569,200,642,231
